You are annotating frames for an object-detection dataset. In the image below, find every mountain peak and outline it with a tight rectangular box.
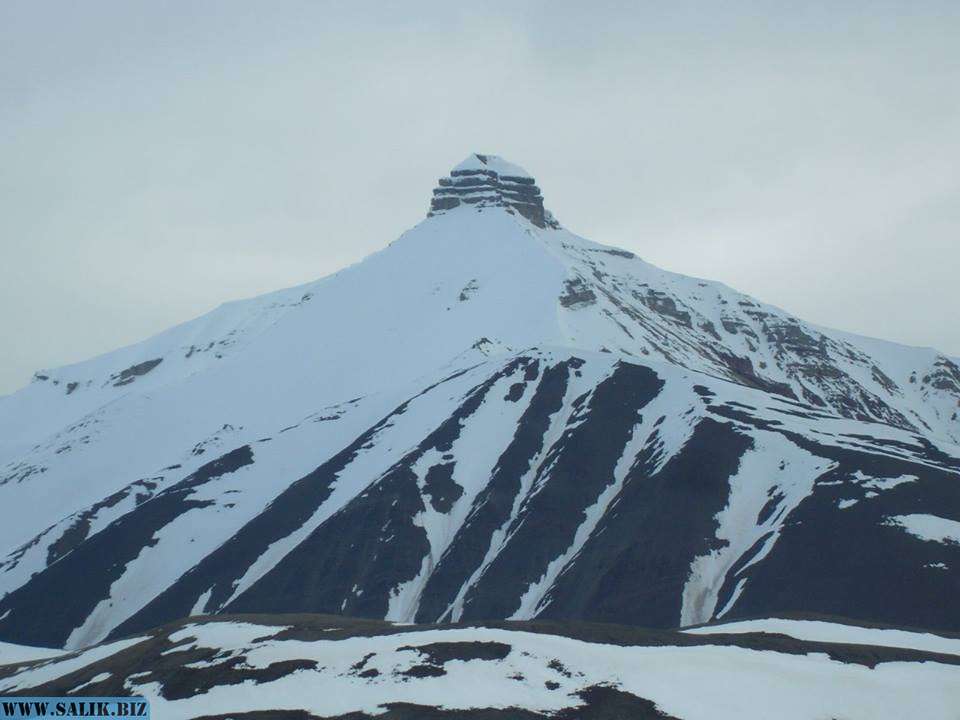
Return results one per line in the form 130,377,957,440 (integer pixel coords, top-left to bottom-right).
428,153,559,229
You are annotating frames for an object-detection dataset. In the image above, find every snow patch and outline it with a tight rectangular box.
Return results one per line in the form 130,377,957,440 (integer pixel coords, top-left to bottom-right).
681,433,833,626
686,618,960,657
884,514,960,545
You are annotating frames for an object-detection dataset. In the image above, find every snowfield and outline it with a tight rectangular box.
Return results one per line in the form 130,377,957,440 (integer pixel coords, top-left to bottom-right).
1,616,958,719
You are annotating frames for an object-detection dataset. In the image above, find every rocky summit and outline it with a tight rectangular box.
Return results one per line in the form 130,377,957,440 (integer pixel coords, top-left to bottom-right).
0,154,959,716
429,153,559,228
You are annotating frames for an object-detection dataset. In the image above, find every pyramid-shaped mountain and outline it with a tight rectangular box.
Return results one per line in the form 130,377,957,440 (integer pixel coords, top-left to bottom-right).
1,154,958,650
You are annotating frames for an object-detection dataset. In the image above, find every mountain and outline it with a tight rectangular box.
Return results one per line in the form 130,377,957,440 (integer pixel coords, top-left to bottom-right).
1,153,958,652
3,614,960,719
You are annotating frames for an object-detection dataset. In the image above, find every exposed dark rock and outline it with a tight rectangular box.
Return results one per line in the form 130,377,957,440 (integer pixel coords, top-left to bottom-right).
398,641,511,665
459,280,479,302
0,445,254,647
713,350,797,399
110,391,435,637
46,478,162,565
415,361,575,622
592,248,635,259
110,358,163,387
350,653,376,672
427,154,559,229
538,418,751,627
223,360,533,620
400,663,446,679
634,289,691,327
460,363,665,621
559,686,679,719
923,357,960,393
560,278,597,308
720,437,960,632
504,382,526,402
423,463,462,513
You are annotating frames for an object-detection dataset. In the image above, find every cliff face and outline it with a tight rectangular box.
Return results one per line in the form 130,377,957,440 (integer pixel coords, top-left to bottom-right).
429,153,559,228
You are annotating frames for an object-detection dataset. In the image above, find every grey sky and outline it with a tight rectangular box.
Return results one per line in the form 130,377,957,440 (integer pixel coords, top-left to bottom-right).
2,2,958,395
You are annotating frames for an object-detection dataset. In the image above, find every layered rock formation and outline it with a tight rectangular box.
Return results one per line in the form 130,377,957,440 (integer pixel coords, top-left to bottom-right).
428,153,560,228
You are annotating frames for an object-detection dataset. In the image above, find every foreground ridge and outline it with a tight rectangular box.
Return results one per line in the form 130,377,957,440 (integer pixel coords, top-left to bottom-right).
2,615,959,718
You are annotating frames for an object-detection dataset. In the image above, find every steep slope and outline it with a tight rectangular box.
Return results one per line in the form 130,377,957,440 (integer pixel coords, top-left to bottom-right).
1,154,958,650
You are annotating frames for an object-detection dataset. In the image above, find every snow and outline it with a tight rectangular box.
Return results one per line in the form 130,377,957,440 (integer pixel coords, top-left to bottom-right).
218,376,481,610
852,471,918,491
681,434,833,626
190,588,213,616
386,365,539,622
4,621,959,719
685,618,960,657
0,641,67,666
0,636,148,692
513,375,701,620
168,621,290,649
0,156,959,648
71,671,112,692
451,153,532,179
440,357,592,622
884,514,960,545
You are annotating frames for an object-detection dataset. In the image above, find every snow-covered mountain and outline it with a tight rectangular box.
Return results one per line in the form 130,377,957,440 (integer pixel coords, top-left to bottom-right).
1,153,958,651
2,615,959,718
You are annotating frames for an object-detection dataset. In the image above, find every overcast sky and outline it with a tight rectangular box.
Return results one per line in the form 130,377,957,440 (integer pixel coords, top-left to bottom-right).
2,2,958,395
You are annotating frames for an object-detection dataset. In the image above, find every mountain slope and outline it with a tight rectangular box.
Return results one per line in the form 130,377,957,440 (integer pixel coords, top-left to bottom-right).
1,154,958,650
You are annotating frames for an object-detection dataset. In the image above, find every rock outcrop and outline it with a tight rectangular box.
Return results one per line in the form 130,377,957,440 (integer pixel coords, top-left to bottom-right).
428,153,560,228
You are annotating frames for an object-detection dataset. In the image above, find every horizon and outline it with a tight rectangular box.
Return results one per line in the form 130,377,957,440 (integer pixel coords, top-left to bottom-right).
2,2,959,394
